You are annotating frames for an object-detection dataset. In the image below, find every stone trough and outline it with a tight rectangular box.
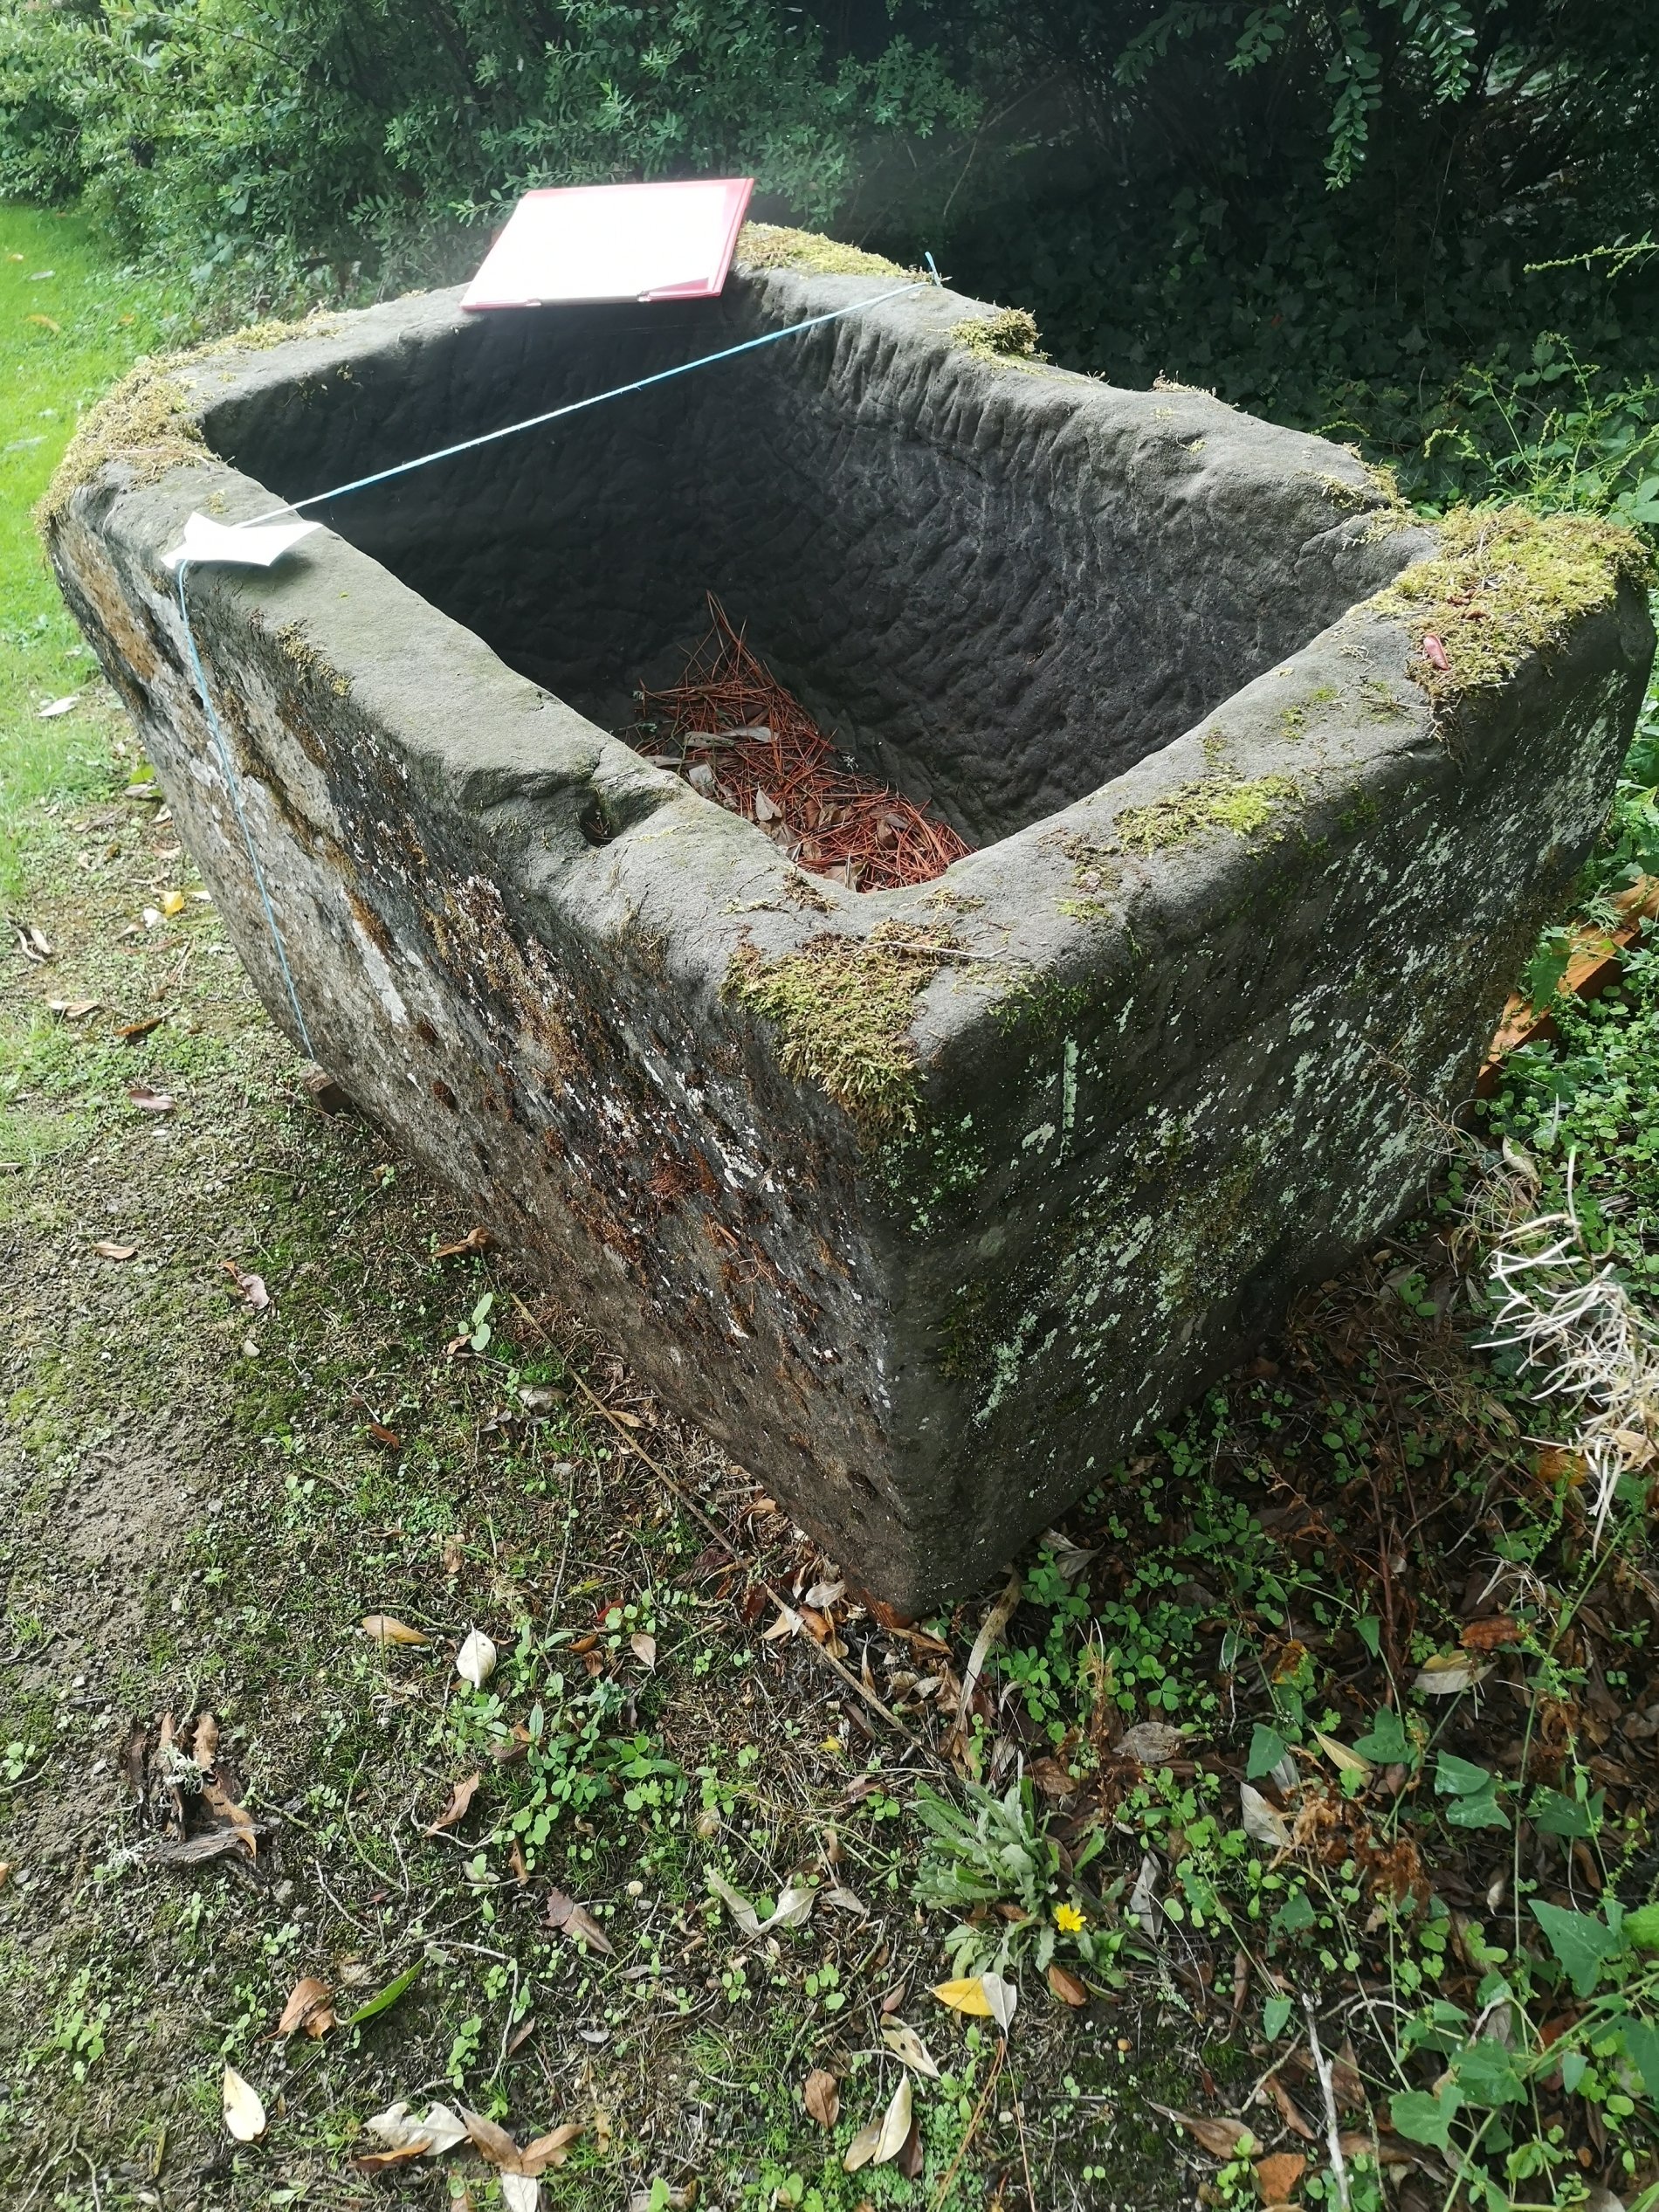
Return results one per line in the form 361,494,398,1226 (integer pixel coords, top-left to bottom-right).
45,228,1654,1612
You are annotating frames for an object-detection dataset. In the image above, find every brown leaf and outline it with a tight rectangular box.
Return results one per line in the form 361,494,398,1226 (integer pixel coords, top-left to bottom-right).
366,1421,402,1451
191,1712,219,1770
518,2124,582,2176
1266,2076,1317,2141
1422,632,1450,671
1332,2039,1366,2113
361,1615,429,1646
92,1241,138,1261
352,2144,433,2173
1255,2151,1307,2202
117,1016,162,1043
127,1083,174,1113
436,1227,492,1259
460,2107,521,2168
507,1842,529,1885
546,1888,614,1954
442,1534,465,1576
1162,2109,1257,2160
277,1976,335,2039
425,1772,482,1836
1461,1615,1521,1650
1047,1962,1089,2008
629,1631,657,1670
898,2114,924,2181
804,2070,840,2128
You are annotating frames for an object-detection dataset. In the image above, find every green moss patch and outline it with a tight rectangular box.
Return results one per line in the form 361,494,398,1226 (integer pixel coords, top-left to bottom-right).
726,920,954,1134
951,307,1047,367
1114,774,1299,856
1375,503,1650,706
736,223,906,279
39,312,334,525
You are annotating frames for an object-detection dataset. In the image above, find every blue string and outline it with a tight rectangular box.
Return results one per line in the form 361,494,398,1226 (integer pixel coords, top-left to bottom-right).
175,265,940,1058
176,559,315,1058
245,273,931,524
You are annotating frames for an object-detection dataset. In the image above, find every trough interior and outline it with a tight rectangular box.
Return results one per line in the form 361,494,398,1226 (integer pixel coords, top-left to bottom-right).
205,289,1365,850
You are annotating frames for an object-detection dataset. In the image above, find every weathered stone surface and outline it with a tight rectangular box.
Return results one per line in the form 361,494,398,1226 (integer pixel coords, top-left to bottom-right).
45,240,1654,1611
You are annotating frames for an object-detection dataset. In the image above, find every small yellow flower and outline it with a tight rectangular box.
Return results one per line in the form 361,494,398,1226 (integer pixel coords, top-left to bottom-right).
1054,1902,1085,1933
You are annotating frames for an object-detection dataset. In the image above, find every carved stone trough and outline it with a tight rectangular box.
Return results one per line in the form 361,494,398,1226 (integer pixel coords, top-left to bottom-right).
45,230,1654,1611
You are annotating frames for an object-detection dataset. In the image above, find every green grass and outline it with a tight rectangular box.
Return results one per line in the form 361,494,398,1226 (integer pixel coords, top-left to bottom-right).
0,202,182,898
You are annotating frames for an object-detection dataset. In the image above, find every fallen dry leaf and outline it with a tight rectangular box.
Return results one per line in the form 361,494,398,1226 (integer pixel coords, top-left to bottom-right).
1413,1651,1492,1696
1116,1719,1186,1767
500,2178,540,2212
518,2123,582,2176
277,1976,335,2039
366,1420,401,1450
436,1227,492,1258
804,2070,840,2128
629,1631,657,1670
191,1712,218,1769
882,2022,940,2078
1160,2108,1258,2160
92,1240,138,1261
222,2065,266,2142
127,1083,174,1113
1240,1783,1292,1850
116,1015,162,1043
456,1627,498,1689
1047,1962,1089,2007
364,2100,467,2156
932,1975,994,2017
461,2107,521,2167
706,1867,815,1936
425,1772,482,1836
362,1614,429,1646
1255,2151,1308,2202
546,1888,614,1954
352,2142,433,2173
160,889,186,917
1312,1729,1371,1779
873,2075,913,2165
1461,1615,1522,1650
1266,2074,1317,2140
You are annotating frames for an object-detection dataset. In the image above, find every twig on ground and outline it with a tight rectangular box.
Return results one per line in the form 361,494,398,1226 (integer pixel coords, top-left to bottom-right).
1303,1994,1352,2212
930,2036,1006,2212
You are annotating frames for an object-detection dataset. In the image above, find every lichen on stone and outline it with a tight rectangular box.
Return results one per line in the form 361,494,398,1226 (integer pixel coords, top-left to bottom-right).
1374,503,1651,706
726,920,954,1134
951,308,1048,368
39,311,336,525
1114,774,1299,856
736,223,906,279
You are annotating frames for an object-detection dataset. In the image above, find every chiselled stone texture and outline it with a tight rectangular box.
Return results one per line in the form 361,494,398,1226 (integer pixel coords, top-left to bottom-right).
46,245,1654,1611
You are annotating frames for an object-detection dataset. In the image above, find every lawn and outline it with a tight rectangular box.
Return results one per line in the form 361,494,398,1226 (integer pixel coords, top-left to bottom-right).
3,199,1659,2212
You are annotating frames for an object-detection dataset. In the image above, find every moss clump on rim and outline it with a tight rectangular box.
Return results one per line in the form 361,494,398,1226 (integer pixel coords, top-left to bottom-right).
951,307,1047,368
726,920,954,1134
1375,503,1651,706
1115,775,1299,856
736,223,907,279
39,312,335,526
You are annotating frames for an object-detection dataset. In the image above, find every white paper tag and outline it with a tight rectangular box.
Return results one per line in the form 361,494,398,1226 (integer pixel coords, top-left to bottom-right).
162,512,320,572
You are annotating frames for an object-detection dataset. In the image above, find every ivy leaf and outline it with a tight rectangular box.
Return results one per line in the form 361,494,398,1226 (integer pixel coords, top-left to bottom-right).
1450,2037,1527,2108
1263,1993,1293,2040
1353,1706,1411,1764
1390,2084,1463,2149
1530,1786,1600,1838
1245,1723,1289,1781
1616,2016,1659,2099
1530,1900,1622,1998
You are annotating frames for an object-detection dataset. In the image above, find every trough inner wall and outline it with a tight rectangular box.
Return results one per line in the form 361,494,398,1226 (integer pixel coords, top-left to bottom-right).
206,286,1379,848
